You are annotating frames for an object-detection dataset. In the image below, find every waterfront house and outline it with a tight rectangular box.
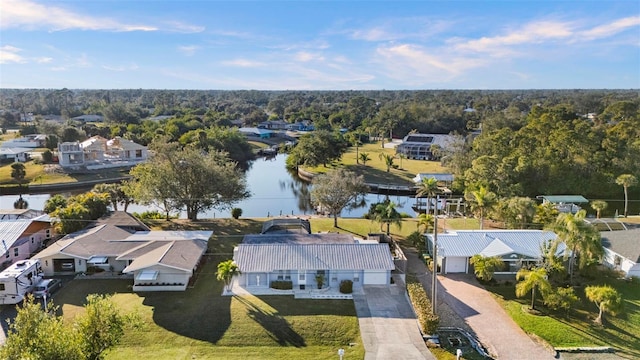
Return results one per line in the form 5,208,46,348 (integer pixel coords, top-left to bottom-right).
233,218,395,295
57,135,148,170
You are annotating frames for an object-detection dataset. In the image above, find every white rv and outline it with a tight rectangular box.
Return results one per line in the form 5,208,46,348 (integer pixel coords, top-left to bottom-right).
0,259,44,305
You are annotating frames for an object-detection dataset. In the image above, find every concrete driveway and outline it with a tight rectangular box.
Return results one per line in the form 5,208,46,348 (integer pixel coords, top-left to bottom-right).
438,274,557,360
353,284,435,360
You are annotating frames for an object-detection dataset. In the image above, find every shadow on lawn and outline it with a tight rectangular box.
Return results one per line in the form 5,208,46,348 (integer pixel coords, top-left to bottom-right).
235,296,306,347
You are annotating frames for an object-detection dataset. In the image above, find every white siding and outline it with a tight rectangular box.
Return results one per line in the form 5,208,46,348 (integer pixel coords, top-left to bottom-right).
363,270,389,285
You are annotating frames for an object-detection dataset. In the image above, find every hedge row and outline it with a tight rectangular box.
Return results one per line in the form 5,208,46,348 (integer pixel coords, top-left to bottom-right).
406,277,440,335
270,280,293,290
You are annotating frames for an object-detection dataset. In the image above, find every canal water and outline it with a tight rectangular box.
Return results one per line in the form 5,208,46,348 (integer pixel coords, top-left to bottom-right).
0,154,418,219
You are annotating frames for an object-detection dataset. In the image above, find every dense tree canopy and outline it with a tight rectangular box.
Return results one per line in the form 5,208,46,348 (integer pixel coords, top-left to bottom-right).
310,168,369,227
127,139,250,220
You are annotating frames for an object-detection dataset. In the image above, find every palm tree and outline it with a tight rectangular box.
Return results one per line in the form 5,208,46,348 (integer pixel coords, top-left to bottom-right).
417,213,434,233
584,285,623,326
516,267,552,310
464,186,497,230
550,210,603,284
590,200,608,219
216,260,241,292
615,174,637,217
378,153,395,172
416,177,439,215
470,255,504,282
372,201,402,235
397,153,406,169
584,285,623,325
359,152,370,166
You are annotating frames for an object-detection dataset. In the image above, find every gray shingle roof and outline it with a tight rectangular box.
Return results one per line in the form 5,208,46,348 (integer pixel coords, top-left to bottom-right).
234,243,395,272
426,230,562,258
601,229,640,262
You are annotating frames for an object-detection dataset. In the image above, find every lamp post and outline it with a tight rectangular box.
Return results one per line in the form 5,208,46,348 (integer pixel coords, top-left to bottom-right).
338,348,345,360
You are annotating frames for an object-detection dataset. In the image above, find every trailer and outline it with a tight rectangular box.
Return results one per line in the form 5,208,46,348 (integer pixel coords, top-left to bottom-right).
0,259,44,305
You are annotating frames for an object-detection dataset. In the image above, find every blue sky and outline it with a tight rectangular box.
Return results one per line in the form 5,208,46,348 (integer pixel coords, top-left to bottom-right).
1,0,639,90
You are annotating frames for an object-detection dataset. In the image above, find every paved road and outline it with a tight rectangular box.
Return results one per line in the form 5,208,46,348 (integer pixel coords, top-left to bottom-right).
353,284,435,360
405,249,556,360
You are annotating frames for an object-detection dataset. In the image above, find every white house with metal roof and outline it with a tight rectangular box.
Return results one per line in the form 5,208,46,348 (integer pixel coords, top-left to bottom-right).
58,135,148,170
601,229,640,279
233,231,395,295
426,230,563,274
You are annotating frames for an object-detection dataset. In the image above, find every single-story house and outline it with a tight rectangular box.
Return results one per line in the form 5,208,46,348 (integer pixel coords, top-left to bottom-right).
0,134,47,149
258,120,289,130
72,114,104,123
233,220,395,295
0,147,31,162
238,127,273,139
34,212,212,291
601,229,640,278
426,230,563,275
0,214,53,270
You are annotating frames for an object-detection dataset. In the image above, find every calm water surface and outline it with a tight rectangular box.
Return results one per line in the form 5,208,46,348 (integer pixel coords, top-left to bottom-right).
0,154,418,219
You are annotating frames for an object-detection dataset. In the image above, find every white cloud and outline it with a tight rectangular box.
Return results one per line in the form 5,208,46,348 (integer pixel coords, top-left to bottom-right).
220,59,265,68
375,43,487,84
36,57,53,63
102,63,139,72
178,45,201,56
1,0,157,31
165,21,205,34
293,51,325,62
579,16,640,40
455,20,574,56
0,45,25,64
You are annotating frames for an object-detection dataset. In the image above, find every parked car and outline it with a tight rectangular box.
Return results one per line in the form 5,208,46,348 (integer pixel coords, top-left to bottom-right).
32,279,62,298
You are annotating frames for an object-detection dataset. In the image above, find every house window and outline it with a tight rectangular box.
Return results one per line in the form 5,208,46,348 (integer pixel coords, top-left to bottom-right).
0,284,4,291
45,260,48,267
354,274,360,282
14,248,18,257
332,275,338,282
5,252,9,259
277,270,284,280
31,237,35,244
299,273,305,281
45,229,51,239
136,149,143,158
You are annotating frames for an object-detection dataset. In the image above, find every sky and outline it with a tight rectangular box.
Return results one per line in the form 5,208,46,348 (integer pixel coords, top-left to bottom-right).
0,0,639,90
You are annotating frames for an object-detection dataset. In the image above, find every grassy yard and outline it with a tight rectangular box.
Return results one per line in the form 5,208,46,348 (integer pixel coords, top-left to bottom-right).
54,260,364,359
0,161,131,185
484,276,640,358
303,142,446,186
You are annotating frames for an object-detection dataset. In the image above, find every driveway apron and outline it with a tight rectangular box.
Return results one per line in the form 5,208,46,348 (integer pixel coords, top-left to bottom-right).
353,285,435,360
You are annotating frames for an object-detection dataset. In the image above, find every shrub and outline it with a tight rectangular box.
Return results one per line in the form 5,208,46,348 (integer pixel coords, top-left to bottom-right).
339,280,353,294
231,208,243,219
544,286,578,313
407,231,426,254
41,149,54,163
270,280,293,290
407,277,439,334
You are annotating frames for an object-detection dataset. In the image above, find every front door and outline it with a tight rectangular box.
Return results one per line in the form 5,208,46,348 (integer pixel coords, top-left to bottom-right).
299,272,306,290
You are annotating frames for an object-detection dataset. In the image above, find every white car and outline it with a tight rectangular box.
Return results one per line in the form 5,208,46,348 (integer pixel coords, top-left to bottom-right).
32,279,62,298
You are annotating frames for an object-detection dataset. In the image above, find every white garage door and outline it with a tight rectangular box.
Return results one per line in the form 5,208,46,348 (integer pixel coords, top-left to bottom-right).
363,270,388,285
446,257,467,273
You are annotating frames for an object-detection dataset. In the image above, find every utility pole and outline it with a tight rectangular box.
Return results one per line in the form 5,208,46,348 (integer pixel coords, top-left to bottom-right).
431,215,438,314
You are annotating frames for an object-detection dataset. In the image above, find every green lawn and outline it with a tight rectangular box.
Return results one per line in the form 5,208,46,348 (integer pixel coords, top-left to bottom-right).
54,259,364,360
303,142,446,186
485,276,640,358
